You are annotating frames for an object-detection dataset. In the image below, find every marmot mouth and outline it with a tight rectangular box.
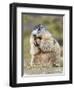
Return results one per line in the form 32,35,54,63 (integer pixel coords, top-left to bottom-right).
34,41,39,47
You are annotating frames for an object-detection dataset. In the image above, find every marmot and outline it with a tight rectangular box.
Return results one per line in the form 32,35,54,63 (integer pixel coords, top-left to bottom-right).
30,24,61,67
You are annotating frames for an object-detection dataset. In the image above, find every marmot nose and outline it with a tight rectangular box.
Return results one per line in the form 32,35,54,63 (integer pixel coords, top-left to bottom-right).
33,35,36,39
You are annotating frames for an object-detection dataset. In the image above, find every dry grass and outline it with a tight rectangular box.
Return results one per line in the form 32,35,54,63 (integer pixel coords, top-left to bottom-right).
24,64,63,75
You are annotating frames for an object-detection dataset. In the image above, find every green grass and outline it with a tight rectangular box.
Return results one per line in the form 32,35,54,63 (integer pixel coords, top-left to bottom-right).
23,32,31,65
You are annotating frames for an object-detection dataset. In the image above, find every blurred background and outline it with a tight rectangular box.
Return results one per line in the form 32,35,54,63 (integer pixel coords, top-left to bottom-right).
22,13,63,67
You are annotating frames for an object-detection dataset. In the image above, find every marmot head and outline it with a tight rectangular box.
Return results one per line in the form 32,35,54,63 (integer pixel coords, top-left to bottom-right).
31,24,52,47
32,24,52,39
32,24,46,37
